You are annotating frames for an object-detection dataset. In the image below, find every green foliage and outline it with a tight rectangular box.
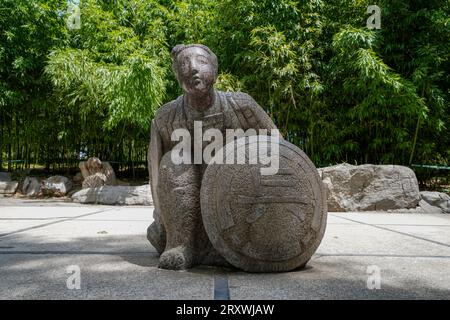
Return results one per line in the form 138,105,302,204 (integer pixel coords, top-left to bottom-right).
378,0,450,164
0,0,65,108
324,27,428,164
0,0,67,170
1,0,449,174
46,0,170,130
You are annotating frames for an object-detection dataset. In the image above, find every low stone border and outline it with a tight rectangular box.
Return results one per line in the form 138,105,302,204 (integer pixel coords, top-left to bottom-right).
71,184,152,205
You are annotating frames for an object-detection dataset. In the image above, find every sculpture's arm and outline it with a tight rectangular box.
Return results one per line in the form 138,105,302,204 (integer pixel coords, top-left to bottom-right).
248,99,278,133
148,119,163,214
232,92,281,136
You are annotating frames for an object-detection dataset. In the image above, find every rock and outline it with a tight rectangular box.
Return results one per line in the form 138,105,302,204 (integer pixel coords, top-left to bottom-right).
79,161,91,180
418,199,443,214
22,177,41,197
0,181,18,194
72,184,152,205
101,162,116,185
420,191,450,214
0,172,12,182
0,171,19,194
318,164,421,211
42,176,73,196
82,172,107,188
79,157,116,188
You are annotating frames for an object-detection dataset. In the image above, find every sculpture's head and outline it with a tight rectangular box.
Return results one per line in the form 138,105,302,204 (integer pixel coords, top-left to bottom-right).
171,44,218,95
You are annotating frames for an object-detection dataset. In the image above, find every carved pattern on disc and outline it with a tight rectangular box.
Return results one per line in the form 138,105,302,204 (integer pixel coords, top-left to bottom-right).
201,136,327,272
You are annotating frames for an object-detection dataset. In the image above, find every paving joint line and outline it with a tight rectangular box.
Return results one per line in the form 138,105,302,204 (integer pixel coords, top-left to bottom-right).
0,250,158,255
0,218,149,222
329,213,450,249
313,253,450,259
0,208,117,239
329,223,450,227
214,273,230,300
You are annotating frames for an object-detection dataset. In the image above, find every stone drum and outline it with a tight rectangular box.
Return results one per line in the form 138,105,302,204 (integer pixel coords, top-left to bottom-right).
201,136,327,272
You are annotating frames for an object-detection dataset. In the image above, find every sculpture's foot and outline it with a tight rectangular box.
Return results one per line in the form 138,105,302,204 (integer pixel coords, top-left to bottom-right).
158,246,193,270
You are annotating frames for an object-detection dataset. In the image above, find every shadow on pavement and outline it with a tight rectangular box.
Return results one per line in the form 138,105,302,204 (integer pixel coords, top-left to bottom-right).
0,232,449,299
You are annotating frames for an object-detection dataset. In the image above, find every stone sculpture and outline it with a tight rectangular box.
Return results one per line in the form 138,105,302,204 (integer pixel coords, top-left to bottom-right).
147,44,327,272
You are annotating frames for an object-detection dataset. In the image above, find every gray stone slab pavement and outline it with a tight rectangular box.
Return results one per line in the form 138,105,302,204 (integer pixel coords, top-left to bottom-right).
0,198,449,299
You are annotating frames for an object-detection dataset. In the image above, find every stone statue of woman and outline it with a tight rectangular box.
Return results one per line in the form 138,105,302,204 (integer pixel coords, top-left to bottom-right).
147,44,278,270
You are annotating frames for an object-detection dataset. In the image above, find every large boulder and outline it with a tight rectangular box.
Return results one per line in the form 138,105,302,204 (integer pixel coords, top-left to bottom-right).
71,184,152,205
420,191,450,214
22,177,41,197
0,172,17,194
418,199,444,214
318,164,421,211
42,175,73,196
79,157,116,188
0,181,18,194
82,172,107,188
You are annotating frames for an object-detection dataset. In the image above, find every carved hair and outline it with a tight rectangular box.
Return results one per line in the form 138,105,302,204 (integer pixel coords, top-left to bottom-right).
171,44,218,82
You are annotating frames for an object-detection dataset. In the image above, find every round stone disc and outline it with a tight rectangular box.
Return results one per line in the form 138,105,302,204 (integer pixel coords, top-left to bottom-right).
200,136,327,272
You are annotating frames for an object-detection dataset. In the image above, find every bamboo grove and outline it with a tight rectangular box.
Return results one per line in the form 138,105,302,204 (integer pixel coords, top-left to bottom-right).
1,0,449,176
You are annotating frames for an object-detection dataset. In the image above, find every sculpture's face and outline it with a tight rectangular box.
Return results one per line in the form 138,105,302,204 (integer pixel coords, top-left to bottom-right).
176,47,215,95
